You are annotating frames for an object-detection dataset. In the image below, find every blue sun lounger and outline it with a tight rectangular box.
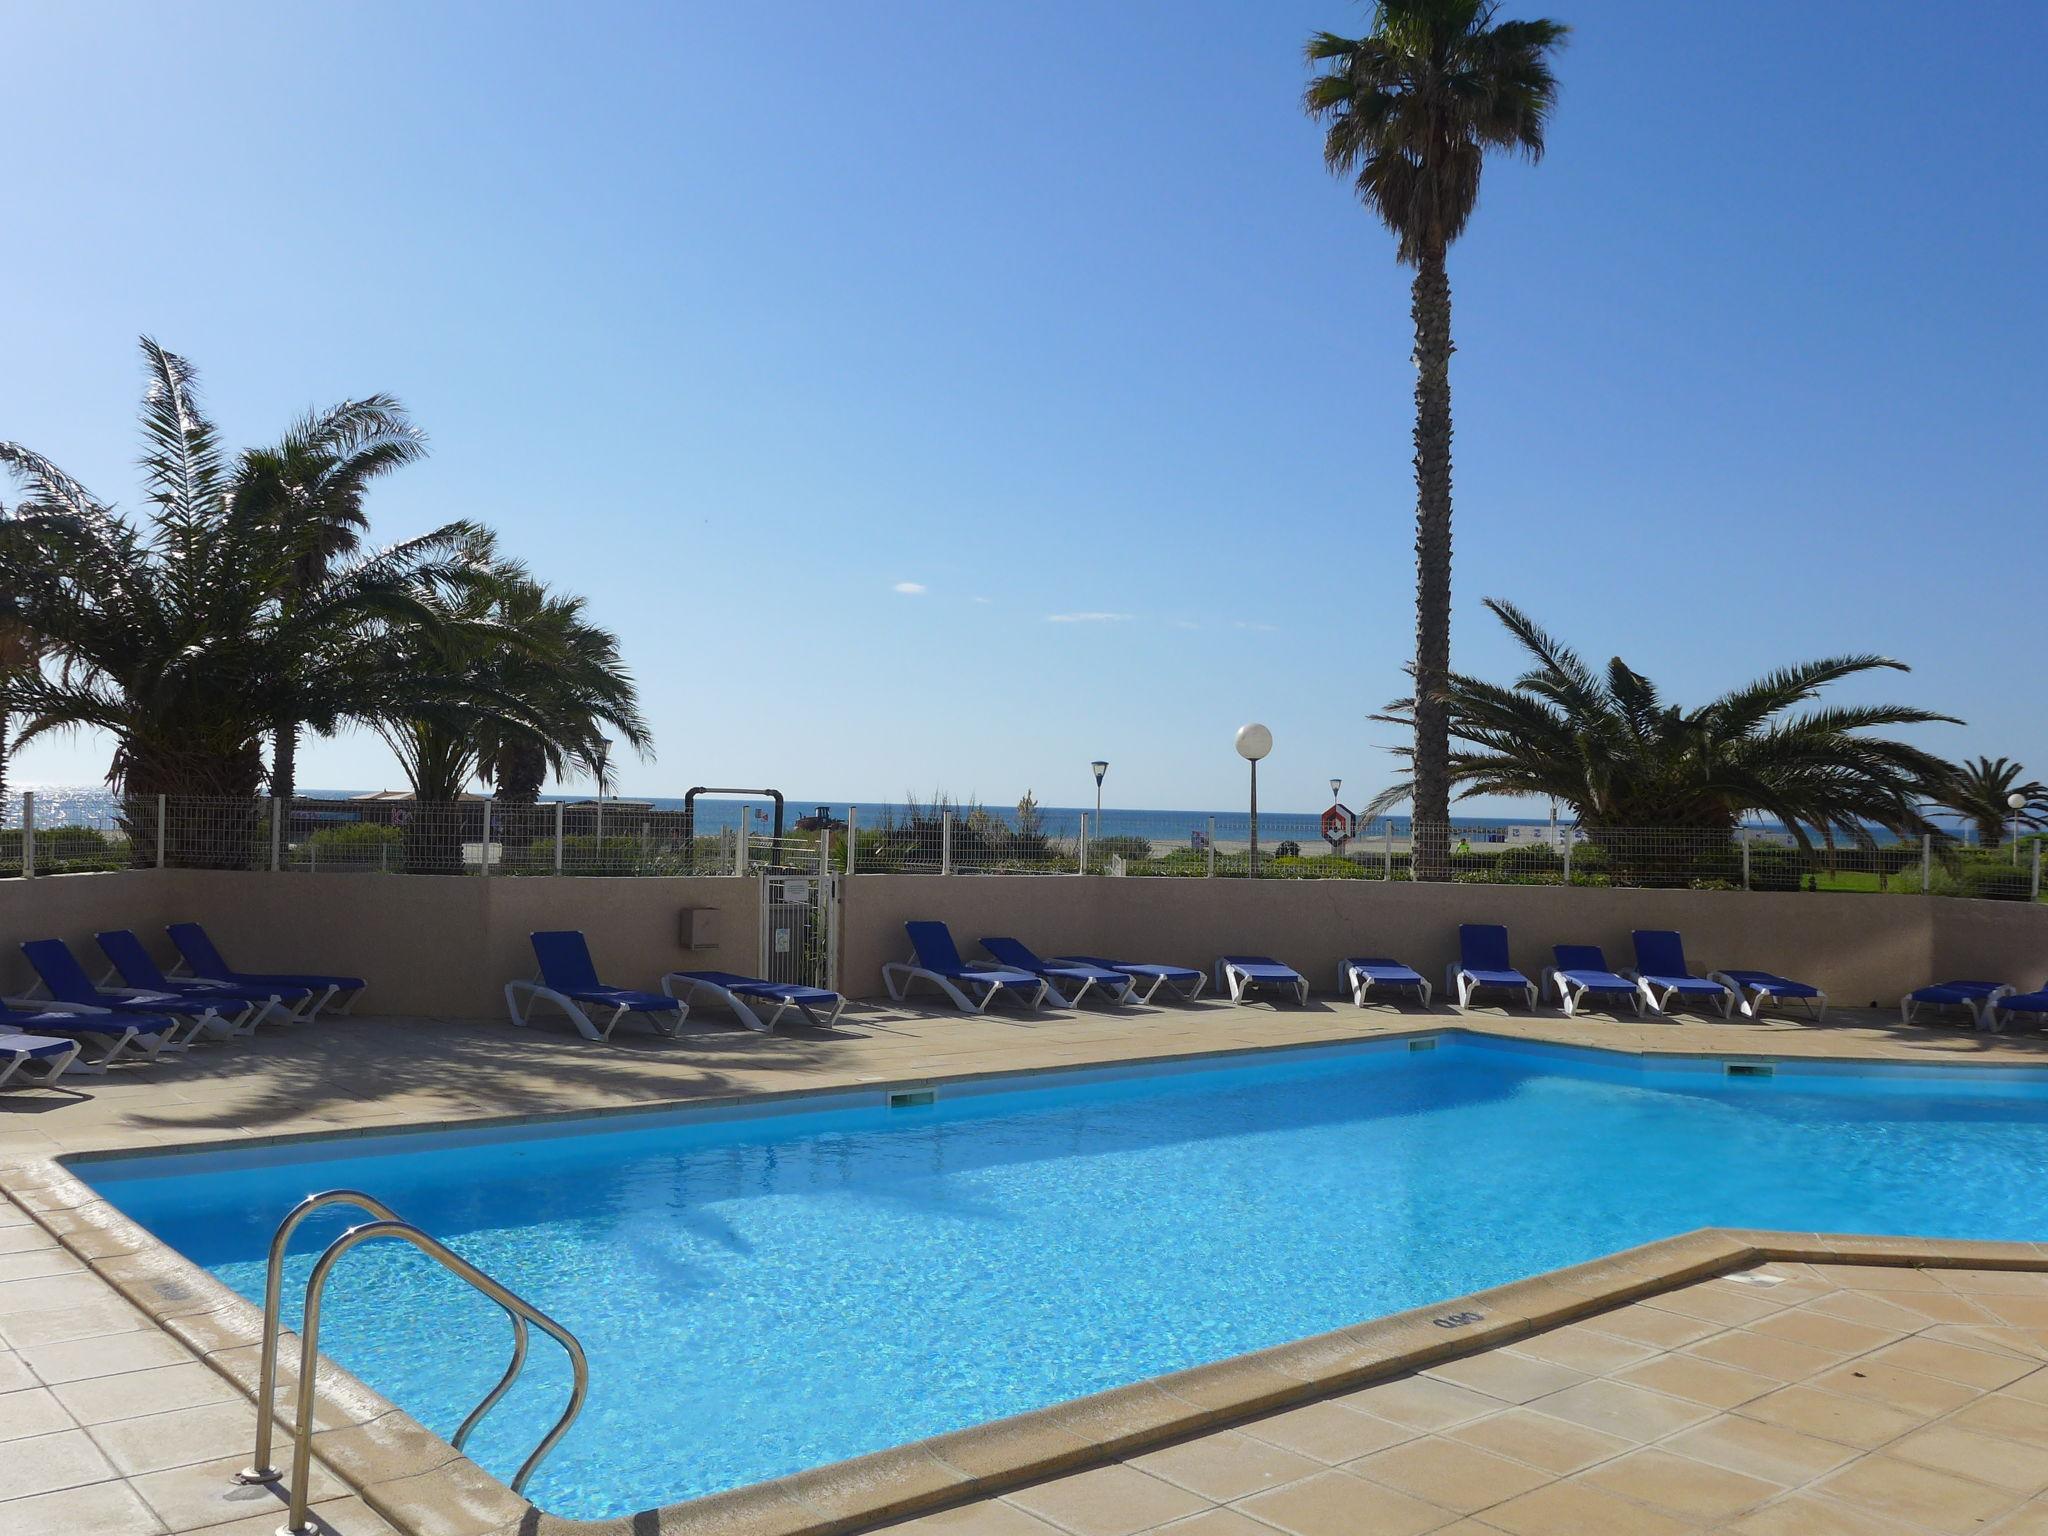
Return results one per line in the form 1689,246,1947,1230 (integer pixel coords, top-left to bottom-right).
166,923,366,1019
1629,931,1736,1019
0,1029,80,1089
661,971,845,1032
97,930,308,1029
1901,980,2007,1029
979,939,1134,1008
1708,968,1827,1022
882,922,1048,1014
1216,956,1309,1005
506,931,686,1041
22,939,236,1048
1449,925,1537,1010
1051,956,1206,1003
1340,958,1431,1008
0,997,176,1070
1985,986,2048,1034
1542,945,1643,1018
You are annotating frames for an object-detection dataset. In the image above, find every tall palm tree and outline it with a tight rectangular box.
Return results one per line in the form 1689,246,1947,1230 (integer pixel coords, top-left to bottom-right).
1305,1,1567,877
232,397,429,801
1929,757,2048,848
0,339,479,861
0,497,49,809
1366,599,1957,865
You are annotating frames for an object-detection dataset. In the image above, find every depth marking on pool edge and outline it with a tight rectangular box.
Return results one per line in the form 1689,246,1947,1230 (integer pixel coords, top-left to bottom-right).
1432,1310,1485,1329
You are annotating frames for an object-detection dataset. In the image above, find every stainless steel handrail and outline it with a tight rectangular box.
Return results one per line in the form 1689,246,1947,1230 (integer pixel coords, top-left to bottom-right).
238,1190,589,1536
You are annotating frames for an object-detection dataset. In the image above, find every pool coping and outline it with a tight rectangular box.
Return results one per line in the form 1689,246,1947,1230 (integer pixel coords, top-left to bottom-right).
13,1024,2048,1536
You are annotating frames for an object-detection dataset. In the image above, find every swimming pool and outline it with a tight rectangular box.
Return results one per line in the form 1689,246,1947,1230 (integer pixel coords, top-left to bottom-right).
81,1033,2048,1519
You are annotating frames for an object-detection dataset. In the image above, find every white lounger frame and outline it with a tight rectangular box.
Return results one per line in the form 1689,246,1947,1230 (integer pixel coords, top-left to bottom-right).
1540,968,1643,1019
1217,960,1309,1006
503,979,685,1042
1060,964,1204,1004
2,1000,168,1072
1019,968,1136,1009
1446,966,1538,1012
22,978,229,1049
881,960,1049,1014
1341,963,1431,1009
1981,988,2045,1033
1709,972,1828,1023
1899,987,2006,1030
661,973,846,1033
100,967,294,1032
0,1032,80,1088
163,962,358,1021
1626,971,1736,1019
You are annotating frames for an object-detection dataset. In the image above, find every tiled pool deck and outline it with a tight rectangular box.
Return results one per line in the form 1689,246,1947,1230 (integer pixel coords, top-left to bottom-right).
6,997,2048,1535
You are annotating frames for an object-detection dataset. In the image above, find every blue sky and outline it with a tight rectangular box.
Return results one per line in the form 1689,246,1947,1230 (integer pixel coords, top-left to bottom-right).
4,1,2042,815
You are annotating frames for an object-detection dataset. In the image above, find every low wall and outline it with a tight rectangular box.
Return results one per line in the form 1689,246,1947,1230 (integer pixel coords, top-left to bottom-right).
4,869,2044,1019
838,875,2046,1008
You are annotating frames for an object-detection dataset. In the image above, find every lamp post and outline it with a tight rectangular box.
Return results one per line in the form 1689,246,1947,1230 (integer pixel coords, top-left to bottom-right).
2011,792,2028,865
1236,724,1272,876
1091,760,1108,836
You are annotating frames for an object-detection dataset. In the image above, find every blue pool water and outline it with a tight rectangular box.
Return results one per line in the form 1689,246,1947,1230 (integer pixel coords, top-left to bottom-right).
83,1035,2048,1518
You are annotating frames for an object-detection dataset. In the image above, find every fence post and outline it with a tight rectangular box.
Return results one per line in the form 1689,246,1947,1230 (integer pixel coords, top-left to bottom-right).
554,801,565,873
1740,829,1751,891
1382,822,1393,881
20,791,34,879
2034,841,2042,903
270,796,284,872
846,807,859,876
1208,816,1218,878
1920,833,1932,894
734,819,747,877
941,809,954,876
479,797,493,876
1562,831,1572,886
155,794,167,870
1077,811,1088,876
818,829,831,882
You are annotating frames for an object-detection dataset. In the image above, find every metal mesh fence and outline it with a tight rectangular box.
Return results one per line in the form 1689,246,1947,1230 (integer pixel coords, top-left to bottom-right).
1,794,2040,900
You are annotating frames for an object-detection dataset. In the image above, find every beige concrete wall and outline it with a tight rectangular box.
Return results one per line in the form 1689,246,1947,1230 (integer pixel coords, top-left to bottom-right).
0,870,760,1018
838,875,2018,1007
1934,899,2048,994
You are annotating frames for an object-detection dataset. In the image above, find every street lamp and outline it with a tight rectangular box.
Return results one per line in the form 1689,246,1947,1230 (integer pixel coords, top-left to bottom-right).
1329,777,1342,801
1236,724,1272,876
2010,792,2028,865
1091,760,1108,833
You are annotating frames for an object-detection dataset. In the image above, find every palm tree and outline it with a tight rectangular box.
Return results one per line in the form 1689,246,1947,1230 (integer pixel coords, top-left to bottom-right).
371,564,651,871
232,397,429,801
1305,1,1567,877
1928,757,2048,848
1365,599,1957,871
0,339,479,861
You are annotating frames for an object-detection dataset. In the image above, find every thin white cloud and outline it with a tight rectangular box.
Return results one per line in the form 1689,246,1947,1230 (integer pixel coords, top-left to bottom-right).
892,581,927,596
971,596,992,605
1045,611,1134,624
1232,620,1279,632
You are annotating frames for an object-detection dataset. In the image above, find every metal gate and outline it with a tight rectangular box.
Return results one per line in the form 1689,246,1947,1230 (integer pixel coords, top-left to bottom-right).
758,870,839,992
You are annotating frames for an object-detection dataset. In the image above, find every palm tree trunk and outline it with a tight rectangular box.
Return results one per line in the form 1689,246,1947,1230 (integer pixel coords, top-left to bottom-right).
1410,248,1455,880
271,719,298,803
0,712,9,811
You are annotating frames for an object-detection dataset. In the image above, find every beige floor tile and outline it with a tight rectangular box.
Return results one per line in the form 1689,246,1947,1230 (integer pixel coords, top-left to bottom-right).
1808,1360,1978,1418
1737,1383,1924,1449
0,1224,57,1255
87,1398,261,1477
1889,1421,2048,1494
128,1452,344,1533
0,1384,76,1441
1350,1436,1549,1514
1806,1264,1949,1293
1005,1463,1212,1536
892,1500,1075,1536
1748,1308,1901,1355
1524,1379,1711,1442
1478,1478,1692,1536
18,1329,192,1386
0,1426,118,1500
0,1249,84,1283
1128,1431,1320,1502
1723,1491,1925,1535
1884,1289,2009,1325
1579,1303,1721,1350
1446,1407,1632,1475
1505,1327,1657,1376
178,1491,401,1535
1980,1297,2048,1329
1816,1453,2018,1534
0,1297,153,1350
1424,1351,1585,1406
52,1362,240,1427
0,1477,164,1536
1663,1413,1860,1485
1616,1351,1777,1408
1150,1512,1286,1536
1334,1376,1500,1432
0,1271,114,1319
1688,1329,1848,1382
1580,1446,1782,1520
1938,1270,2048,1297
1235,1469,1454,1536
1238,1402,1413,1464
1804,1288,1953,1333
1644,1283,1786,1328
1863,1335,2039,1390
1952,1394,2048,1449
0,1349,33,1394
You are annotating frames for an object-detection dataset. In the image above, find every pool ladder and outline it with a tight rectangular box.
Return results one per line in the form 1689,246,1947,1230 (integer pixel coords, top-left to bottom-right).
236,1189,589,1536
